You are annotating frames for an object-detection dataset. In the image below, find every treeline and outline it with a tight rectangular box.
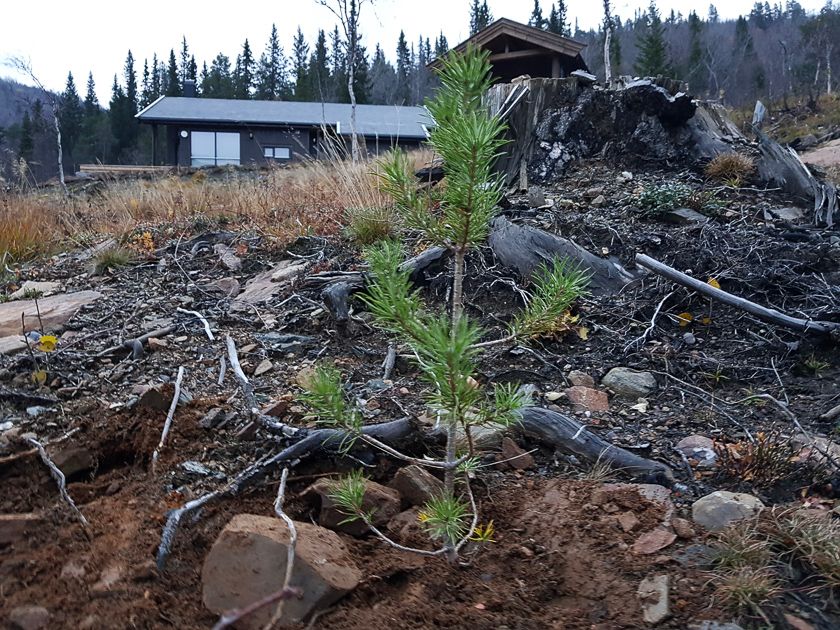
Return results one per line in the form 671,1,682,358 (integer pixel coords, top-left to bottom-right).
1,0,839,180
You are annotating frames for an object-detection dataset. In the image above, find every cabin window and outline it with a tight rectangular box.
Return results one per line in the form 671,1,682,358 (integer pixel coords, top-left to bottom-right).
263,146,291,160
190,131,240,167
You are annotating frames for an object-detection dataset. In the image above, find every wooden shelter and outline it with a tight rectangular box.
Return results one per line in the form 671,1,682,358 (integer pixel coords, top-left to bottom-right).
430,18,588,81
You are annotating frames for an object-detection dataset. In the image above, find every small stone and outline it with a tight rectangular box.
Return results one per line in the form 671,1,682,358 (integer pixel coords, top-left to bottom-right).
584,186,603,199
632,528,677,555
527,186,546,207
389,465,444,507
683,332,696,345
295,366,317,389
25,406,50,418
691,491,764,532
620,171,633,181
199,408,225,429
262,397,292,418
687,622,744,630
499,437,535,470
207,277,241,297
591,195,606,207
253,359,273,377
131,559,157,582
564,386,609,412
601,367,657,399
213,243,242,271
60,560,87,580
767,207,805,222
567,370,595,387
78,616,100,630
671,517,695,539
202,514,361,628
662,208,709,225
137,384,170,411
8,605,50,630
544,391,563,402
0,513,44,545
91,564,124,593
617,511,640,532
147,337,168,351
637,575,670,624
387,508,422,538
676,435,717,469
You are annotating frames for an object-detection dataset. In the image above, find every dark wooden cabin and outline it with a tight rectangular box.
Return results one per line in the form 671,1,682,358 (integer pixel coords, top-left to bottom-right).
430,18,588,82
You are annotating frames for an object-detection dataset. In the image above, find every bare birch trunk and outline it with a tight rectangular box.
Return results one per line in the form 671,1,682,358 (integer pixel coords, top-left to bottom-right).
827,43,833,95
604,28,612,85
51,109,68,196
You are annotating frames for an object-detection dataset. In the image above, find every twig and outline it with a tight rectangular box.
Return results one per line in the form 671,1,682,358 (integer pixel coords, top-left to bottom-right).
624,290,675,353
218,355,227,386
264,468,297,630
636,253,840,335
176,307,215,341
226,335,258,417
24,436,90,536
381,345,396,380
95,324,177,358
211,586,303,630
151,366,185,474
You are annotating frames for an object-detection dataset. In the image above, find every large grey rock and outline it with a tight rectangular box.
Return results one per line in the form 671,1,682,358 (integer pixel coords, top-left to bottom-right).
692,491,764,531
9,281,61,300
0,336,27,356
8,606,50,630
637,574,670,624
0,290,102,337
202,514,361,628
602,367,658,399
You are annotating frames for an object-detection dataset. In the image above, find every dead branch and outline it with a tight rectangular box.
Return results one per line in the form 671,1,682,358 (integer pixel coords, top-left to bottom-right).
156,417,413,570
96,325,178,359
264,468,297,629
151,366,186,474
211,586,303,630
517,406,674,482
225,335,258,416
24,436,90,535
176,307,215,341
624,290,676,353
635,253,840,336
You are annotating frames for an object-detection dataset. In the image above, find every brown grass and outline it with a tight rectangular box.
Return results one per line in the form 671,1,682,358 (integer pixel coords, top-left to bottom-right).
0,148,433,262
705,152,755,185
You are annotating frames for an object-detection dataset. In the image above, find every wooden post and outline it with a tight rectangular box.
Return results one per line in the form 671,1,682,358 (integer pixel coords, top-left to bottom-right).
551,55,561,78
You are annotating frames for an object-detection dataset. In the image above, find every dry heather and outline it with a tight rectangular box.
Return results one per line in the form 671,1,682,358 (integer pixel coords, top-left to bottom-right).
1,149,432,262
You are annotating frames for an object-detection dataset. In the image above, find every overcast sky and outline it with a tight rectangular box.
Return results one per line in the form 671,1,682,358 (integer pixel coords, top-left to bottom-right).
0,0,826,104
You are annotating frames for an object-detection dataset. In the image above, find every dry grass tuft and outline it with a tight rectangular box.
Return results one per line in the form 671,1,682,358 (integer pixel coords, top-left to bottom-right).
0,193,59,261
713,566,781,612
768,509,840,590
345,206,399,244
705,152,756,185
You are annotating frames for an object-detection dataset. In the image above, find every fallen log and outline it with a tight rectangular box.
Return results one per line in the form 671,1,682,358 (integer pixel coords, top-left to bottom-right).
156,417,413,570
635,253,840,336
517,406,673,483
488,216,635,295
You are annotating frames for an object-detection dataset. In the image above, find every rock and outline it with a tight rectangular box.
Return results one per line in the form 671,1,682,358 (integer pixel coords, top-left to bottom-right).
676,435,717,469
455,423,506,449
213,243,242,271
0,290,102,337
387,508,422,538
78,615,101,630
0,335,27,355
500,437,536,470
567,370,595,388
253,359,273,377
206,277,241,297
683,332,696,345
270,260,308,283
91,564,124,594
767,206,805,222
544,391,563,402
60,560,87,580
263,396,292,417
593,483,674,526
137,384,171,411
8,605,50,630
591,194,606,207
0,513,43,545
306,478,401,537
389,465,444,507
570,69,597,84
687,622,744,630
617,511,640,532
691,491,764,531
797,134,818,150
202,514,361,628
671,517,695,539
50,446,94,477
662,208,709,225
9,281,61,300
146,337,168,351
637,575,670,625
199,408,225,429
601,367,657,399
564,386,609,412
584,186,604,199
527,186,546,207
295,366,318,389
632,528,677,555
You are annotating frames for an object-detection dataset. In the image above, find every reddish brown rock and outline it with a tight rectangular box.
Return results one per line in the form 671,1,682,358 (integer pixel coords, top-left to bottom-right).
632,527,677,555
50,446,94,477
0,513,43,545
389,465,444,507
671,517,695,539
567,370,595,388
617,511,640,532
499,437,536,470
306,478,401,537
564,386,609,412
202,514,361,628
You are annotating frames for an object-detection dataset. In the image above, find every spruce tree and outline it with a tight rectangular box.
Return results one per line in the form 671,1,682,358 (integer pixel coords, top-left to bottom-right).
469,0,492,34
329,26,346,101
292,27,310,100
140,59,152,107
18,111,34,162
308,29,331,102
233,39,255,99
686,11,707,92
166,50,181,96
255,24,289,100
179,36,190,83
150,53,161,100
369,44,397,104
84,72,99,117
202,53,235,98
529,0,545,28
395,30,411,104
59,72,83,167
434,32,449,58
634,1,671,76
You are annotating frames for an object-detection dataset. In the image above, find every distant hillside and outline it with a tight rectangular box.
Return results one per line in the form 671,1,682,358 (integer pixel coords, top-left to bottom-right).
0,77,50,129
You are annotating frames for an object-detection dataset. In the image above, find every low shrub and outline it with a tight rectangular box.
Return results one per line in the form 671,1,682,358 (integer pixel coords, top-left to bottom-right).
636,182,722,216
705,153,755,186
